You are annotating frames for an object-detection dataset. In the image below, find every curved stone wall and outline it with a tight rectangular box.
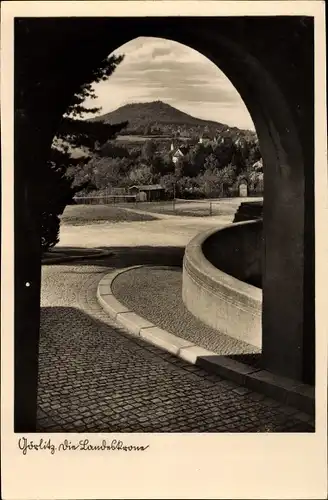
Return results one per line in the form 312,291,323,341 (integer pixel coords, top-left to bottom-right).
203,220,263,288
182,221,263,349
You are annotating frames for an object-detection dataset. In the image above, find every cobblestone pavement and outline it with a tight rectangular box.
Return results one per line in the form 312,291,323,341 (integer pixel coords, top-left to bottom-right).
38,253,314,433
112,265,260,357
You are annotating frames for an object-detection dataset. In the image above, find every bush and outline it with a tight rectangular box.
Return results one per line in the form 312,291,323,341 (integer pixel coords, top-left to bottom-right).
40,161,90,252
41,212,60,252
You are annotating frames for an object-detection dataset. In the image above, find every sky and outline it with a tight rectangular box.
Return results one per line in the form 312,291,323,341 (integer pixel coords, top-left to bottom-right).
83,37,255,131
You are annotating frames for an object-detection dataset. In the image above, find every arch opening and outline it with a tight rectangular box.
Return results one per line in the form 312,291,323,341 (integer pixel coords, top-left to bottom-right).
14,17,315,432
56,36,263,205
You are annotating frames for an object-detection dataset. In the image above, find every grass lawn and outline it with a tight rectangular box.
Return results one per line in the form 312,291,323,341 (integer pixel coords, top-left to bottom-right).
132,200,232,217
62,198,249,224
61,205,158,225
127,200,209,216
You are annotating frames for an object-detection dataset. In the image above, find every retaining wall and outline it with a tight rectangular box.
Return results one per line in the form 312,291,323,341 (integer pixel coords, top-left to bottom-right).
182,221,263,349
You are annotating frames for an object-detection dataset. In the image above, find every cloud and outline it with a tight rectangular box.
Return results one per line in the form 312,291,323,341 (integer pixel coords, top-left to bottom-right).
151,46,174,59
117,37,175,63
82,37,255,130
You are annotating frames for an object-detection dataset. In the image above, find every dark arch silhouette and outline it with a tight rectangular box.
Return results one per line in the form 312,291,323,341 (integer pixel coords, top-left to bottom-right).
14,16,314,431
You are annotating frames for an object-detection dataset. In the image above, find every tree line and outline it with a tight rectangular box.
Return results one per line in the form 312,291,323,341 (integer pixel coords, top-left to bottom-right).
42,54,128,251
69,133,263,199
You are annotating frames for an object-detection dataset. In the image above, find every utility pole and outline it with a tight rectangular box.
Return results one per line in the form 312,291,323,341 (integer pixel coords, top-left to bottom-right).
173,182,176,212
173,158,178,213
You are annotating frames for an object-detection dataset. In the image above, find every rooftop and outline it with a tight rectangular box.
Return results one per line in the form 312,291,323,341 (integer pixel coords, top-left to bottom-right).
128,184,165,191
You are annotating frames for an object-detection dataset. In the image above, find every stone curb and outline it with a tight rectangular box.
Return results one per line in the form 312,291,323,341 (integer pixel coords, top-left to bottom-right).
97,266,315,416
42,249,113,265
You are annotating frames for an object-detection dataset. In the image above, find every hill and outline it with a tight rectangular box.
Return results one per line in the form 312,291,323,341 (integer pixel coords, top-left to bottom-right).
91,100,255,140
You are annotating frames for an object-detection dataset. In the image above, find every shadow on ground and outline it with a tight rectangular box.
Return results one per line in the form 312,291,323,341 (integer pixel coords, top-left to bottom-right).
228,353,262,368
42,245,185,268
36,305,314,433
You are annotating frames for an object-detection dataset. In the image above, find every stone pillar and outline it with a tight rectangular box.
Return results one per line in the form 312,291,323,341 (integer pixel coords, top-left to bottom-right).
261,121,314,385
14,135,43,432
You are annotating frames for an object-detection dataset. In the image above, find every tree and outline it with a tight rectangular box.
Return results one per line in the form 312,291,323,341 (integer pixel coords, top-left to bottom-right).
174,146,204,179
162,155,175,174
247,139,262,167
197,167,222,197
160,173,176,198
212,137,234,168
141,140,156,163
176,176,198,198
185,144,207,174
42,53,127,251
83,156,131,191
129,164,153,185
129,147,142,159
204,153,220,172
218,163,237,196
144,122,152,136
41,161,91,250
151,156,166,176
98,142,130,158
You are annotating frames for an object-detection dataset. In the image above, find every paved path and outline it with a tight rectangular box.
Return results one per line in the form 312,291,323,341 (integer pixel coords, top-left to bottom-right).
59,197,261,249
38,251,314,432
58,214,232,249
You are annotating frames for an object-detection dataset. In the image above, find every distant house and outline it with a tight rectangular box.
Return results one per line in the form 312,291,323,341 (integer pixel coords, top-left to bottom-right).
128,184,165,201
171,145,191,164
253,158,263,172
238,177,248,197
170,136,203,164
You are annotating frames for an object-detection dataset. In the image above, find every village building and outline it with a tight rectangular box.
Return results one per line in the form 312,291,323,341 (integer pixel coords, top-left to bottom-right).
128,184,165,201
170,136,203,164
171,144,192,164
237,177,249,197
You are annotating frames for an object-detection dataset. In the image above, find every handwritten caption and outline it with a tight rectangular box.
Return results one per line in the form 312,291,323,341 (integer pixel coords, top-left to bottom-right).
18,437,150,455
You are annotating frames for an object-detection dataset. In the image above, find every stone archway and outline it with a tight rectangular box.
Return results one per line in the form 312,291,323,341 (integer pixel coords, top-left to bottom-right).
14,16,314,430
